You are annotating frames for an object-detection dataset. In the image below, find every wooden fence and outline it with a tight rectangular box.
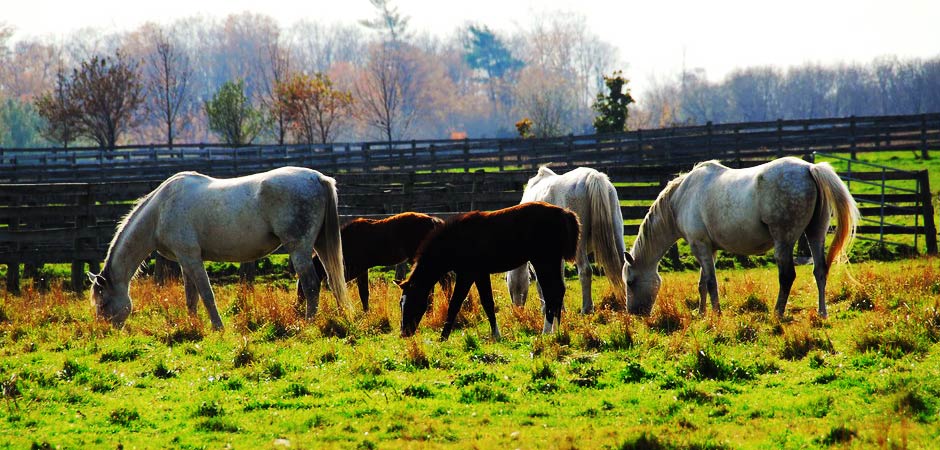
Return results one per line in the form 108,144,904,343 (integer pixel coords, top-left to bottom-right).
1,113,938,183
1,161,934,292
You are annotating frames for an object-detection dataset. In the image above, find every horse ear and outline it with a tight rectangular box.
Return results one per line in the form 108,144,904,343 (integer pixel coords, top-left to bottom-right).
86,272,99,285
394,279,406,288
624,252,635,266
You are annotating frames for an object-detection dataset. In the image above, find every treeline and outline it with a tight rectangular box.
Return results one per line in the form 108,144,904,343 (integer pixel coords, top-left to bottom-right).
637,57,940,128
1,4,939,148
0,4,618,148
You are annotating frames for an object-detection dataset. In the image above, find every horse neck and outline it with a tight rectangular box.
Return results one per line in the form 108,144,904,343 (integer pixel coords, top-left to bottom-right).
102,196,159,287
631,189,681,271
409,245,449,290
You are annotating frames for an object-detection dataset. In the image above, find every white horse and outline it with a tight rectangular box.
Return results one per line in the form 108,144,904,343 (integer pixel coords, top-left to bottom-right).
88,166,350,329
507,166,626,313
623,157,858,318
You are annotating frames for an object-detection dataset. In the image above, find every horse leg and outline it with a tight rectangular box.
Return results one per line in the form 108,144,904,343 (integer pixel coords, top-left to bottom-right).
441,274,475,341
533,260,565,334
577,247,593,314
290,250,322,319
689,242,719,315
805,227,830,318
475,274,501,340
356,272,370,311
772,240,798,317
178,257,223,330
181,270,199,316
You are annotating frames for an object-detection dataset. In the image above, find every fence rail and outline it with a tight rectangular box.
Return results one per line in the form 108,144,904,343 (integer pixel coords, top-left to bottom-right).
1,113,938,183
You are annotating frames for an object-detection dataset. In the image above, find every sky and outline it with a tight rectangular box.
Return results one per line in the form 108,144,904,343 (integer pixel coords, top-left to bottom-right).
5,0,940,97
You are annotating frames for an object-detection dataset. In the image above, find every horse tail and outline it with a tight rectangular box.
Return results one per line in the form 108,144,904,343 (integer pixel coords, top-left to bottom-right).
586,170,627,300
314,175,352,313
810,162,860,267
561,208,581,263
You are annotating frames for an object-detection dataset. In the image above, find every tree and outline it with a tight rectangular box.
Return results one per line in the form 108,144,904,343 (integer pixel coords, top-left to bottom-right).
354,43,425,141
592,70,634,133
512,65,577,137
143,26,193,147
1,98,45,147
462,25,523,123
205,80,267,145
69,52,145,148
359,0,411,43
34,69,81,147
275,73,354,144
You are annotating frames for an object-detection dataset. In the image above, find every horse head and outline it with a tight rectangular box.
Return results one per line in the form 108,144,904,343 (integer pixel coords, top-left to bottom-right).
506,263,535,307
622,253,660,316
397,279,432,337
87,272,131,328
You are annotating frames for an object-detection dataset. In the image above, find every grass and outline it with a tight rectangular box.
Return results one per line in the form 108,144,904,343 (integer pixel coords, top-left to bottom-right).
1,257,939,448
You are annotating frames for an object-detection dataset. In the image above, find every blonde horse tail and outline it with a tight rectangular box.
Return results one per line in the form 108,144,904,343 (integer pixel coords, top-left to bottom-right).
810,162,859,267
586,170,628,301
314,175,352,314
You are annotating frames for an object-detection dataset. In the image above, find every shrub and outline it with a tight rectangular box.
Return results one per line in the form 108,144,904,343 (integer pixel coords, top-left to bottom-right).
402,384,433,399
619,361,651,383
820,425,857,445
195,401,224,418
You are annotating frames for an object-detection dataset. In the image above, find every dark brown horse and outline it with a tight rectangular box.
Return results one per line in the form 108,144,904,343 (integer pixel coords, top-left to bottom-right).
399,201,580,340
306,212,451,311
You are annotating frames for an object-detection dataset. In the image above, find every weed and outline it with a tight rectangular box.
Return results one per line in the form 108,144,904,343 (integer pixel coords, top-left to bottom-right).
404,339,430,369
570,366,604,388
738,293,769,314
462,333,480,352
606,320,634,350
619,433,666,450
286,382,311,397
232,339,254,368
646,297,686,334
108,408,140,427
99,347,141,363
804,395,833,418
454,370,496,387
195,401,224,418
895,388,936,423
264,359,286,380
619,361,651,383
56,359,87,381
459,385,510,403
469,351,508,364
813,370,838,385
780,325,833,360
402,384,433,399
195,417,239,433
153,360,179,379
682,347,753,382
820,424,857,445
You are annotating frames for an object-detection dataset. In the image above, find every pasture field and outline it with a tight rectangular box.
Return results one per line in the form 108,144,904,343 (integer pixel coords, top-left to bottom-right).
1,258,939,449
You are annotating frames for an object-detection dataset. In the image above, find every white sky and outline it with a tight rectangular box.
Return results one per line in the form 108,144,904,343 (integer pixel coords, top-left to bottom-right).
5,0,940,97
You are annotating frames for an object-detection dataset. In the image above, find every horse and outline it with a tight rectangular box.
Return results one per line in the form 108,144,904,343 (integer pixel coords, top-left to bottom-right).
398,201,580,340
507,166,626,313
306,212,453,311
623,157,859,318
87,166,350,329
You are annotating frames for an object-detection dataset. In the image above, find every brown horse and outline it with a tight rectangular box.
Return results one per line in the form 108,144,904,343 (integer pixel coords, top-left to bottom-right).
399,201,580,340
306,212,452,311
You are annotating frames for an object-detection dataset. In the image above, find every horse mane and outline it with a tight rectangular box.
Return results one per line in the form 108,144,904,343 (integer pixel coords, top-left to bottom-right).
632,173,685,263
527,165,557,189
101,188,158,282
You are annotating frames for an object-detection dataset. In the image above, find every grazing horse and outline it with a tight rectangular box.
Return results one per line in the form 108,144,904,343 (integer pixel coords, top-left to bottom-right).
88,167,350,329
623,157,858,318
307,212,453,311
399,202,580,340
507,166,626,313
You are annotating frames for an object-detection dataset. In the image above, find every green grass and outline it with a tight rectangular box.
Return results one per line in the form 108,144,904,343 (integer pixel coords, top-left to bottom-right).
2,258,939,448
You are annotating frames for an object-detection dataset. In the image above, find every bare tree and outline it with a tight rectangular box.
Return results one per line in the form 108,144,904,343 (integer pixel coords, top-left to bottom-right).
143,26,193,147
69,51,144,149
33,68,81,147
258,32,292,144
512,65,578,137
354,43,426,141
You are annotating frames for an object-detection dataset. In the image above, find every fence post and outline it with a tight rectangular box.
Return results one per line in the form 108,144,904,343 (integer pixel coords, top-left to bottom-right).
921,114,930,160
706,121,713,154
776,119,784,157
850,116,857,160
463,139,470,173
566,133,574,167
498,141,505,171
430,144,437,172
917,170,937,254
363,143,371,172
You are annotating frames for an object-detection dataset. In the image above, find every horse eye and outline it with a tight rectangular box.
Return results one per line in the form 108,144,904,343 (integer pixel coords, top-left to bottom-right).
627,279,635,287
